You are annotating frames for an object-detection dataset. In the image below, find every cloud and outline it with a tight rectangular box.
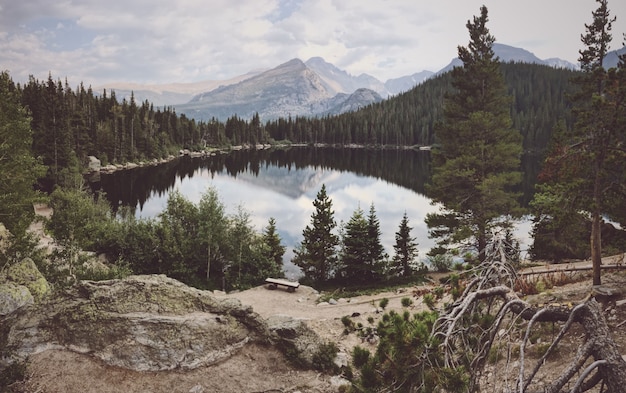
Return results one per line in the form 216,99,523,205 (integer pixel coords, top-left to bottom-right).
1,0,626,86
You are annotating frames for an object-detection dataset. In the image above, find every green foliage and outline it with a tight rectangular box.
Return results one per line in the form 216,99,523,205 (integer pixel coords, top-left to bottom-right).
425,6,523,262
0,71,46,241
530,0,626,283
423,293,436,310
428,254,453,272
352,346,371,368
378,297,389,310
351,310,446,392
311,342,340,374
401,297,413,307
292,184,339,284
392,212,419,277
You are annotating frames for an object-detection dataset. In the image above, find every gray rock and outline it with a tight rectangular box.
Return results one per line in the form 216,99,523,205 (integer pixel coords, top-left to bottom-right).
267,315,322,367
328,298,338,305
188,385,204,393
87,156,101,172
1,275,269,372
0,283,34,316
330,375,351,388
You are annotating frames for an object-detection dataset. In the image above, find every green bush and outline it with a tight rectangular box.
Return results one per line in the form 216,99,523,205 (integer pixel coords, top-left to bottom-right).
312,342,340,374
429,254,453,272
401,297,413,307
352,346,371,368
379,297,389,309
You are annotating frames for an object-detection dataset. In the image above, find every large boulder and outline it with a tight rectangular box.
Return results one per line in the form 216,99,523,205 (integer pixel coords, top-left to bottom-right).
0,282,34,316
1,275,269,372
5,258,50,302
267,314,323,367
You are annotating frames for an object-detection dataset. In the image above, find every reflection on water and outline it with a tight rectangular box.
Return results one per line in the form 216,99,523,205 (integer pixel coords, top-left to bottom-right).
91,147,532,278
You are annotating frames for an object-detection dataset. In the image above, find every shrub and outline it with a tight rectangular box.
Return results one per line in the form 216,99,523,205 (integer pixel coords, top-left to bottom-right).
423,293,436,310
352,346,371,368
379,297,389,310
312,342,340,374
401,297,413,307
429,254,453,272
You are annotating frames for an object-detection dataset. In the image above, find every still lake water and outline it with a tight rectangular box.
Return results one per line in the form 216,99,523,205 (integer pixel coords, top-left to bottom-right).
92,147,532,278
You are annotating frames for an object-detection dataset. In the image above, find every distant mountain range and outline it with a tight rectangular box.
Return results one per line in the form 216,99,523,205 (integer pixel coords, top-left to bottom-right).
99,43,625,122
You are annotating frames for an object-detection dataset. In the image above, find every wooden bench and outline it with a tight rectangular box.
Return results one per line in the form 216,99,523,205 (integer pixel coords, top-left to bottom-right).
265,278,300,292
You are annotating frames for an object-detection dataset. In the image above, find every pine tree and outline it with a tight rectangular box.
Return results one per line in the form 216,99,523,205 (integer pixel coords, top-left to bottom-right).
366,203,386,279
425,5,523,261
292,184,339,284
262,217,286,276
392,212,419,277
532,0,626,285
0,71,46,239
340,207,370,282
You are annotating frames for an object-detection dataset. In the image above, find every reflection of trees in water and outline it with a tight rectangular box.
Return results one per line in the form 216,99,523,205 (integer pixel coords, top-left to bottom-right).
91,147,538,215
91,147,549,214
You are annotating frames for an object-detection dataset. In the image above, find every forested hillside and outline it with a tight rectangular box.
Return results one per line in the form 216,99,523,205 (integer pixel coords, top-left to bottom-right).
13,63,579,190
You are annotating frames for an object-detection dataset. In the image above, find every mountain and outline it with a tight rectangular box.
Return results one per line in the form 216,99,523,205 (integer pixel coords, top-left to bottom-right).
176,59,383,121
604,46,626,69
304,57,388,97
95,71,263,106
437,43,578,75
385,71,435,95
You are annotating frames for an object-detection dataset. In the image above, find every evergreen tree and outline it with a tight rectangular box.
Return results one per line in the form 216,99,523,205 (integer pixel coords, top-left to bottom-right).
366,203,386,278
261,217,286,277
340,207,370,282
0,71,45,240
425,5,523,261
292,184,338,284
532,0,626,285
392,212,419,277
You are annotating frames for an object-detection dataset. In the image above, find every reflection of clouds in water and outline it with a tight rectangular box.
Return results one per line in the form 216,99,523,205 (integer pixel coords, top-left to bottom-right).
135,164,441,278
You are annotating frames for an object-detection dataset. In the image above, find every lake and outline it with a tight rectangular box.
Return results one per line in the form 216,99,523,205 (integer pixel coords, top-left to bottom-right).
91,147,532,278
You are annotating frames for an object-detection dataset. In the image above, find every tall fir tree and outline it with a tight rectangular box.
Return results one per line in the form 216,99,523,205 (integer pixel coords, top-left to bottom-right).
392,212,419,277
366,203,386,279
532,0,626,285
261,217,286,277
340,206,371,282
292,184,339,283
425,5,523,261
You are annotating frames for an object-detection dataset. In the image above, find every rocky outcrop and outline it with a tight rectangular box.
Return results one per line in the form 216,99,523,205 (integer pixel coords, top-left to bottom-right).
0,282,33,316
4,258,50,302
267,315,322,367
1,275,270,372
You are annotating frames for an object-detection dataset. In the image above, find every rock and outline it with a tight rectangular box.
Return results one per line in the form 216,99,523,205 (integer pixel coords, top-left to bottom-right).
0,283,34,316
334,351,349,368
0,275,269,372
188,385,204,393
330,375,351,388
87,156,101,172
6,258,50,302
328,298,338,305
317,301,330,307
267,315,322,367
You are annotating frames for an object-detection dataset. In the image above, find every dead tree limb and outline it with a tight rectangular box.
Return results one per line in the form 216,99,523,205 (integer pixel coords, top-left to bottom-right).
428,236,626,393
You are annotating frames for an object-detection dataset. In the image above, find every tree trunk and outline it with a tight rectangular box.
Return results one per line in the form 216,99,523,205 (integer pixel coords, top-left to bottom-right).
591,159,602,286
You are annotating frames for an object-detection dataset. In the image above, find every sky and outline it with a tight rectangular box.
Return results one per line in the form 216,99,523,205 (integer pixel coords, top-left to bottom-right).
1,0,626,87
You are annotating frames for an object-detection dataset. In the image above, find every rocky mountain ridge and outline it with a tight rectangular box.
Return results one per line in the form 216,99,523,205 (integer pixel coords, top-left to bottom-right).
100,44,623,122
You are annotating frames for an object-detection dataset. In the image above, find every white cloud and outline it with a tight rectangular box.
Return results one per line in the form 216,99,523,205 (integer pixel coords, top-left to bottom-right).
1,0,625,86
